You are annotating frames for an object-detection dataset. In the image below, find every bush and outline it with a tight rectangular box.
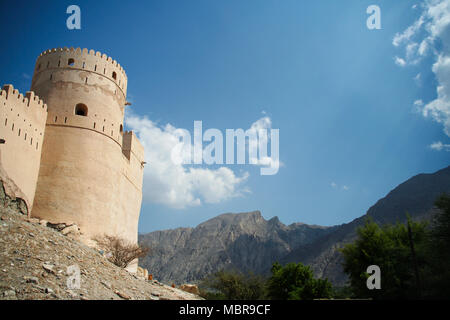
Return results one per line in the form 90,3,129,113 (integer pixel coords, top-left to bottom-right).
267,262,333,300
199,270,267,300
340,217,429,299
95,235,149,268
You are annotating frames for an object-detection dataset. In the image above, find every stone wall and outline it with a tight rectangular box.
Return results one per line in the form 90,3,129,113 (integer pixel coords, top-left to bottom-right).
0,85,47,210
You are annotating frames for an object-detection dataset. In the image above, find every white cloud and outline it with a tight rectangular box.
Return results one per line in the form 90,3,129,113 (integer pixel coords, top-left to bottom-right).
413,99,424,112
125,113,249,209
429,141,450,151
394,56,407,67
392,14,425,47
393,0,450,138
330,182,349,191
414,72,422,86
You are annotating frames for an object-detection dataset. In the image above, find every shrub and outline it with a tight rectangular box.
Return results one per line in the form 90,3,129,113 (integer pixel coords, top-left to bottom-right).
95,235,149,268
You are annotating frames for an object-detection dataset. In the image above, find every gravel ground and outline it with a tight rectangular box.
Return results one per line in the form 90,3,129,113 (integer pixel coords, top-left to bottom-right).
0,205,202,300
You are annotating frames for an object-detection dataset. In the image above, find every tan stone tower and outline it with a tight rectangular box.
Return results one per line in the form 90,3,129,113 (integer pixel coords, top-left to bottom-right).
30,47,144,250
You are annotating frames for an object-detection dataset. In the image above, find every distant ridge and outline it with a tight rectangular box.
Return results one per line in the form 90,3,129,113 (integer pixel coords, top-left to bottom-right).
139,165,450,285
139,211,336,284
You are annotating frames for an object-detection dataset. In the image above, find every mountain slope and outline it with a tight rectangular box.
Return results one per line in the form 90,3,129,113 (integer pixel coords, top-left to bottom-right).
139,165,450,286
139,211,336,284
281,165,450,285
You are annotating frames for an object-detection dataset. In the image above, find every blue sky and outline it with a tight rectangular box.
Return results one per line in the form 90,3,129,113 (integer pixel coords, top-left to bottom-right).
1,1,449,232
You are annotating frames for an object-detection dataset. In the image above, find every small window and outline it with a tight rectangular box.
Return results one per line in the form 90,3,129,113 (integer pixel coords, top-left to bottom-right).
120,124,123,133
112,71,117,80
68,58,75,66
75,103,88,116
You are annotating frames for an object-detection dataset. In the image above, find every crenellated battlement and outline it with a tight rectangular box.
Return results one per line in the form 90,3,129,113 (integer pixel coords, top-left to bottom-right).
33,47,128,95
1,84,48,115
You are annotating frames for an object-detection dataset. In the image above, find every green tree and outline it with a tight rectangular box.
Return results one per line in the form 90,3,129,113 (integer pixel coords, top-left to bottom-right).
340,218,429,299
424,193,450,298
267,262,332,300
199,270,267,300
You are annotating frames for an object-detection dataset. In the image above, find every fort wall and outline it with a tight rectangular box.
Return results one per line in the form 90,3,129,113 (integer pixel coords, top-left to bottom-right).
0,84,47,210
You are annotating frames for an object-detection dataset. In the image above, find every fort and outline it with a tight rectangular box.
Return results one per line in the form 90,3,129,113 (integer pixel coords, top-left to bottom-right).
0,47,144,272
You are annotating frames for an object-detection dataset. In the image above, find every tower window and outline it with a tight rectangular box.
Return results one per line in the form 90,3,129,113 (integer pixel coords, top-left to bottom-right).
75,103,88,116
68,58,75,66
112,71,117,80
120,124,123,133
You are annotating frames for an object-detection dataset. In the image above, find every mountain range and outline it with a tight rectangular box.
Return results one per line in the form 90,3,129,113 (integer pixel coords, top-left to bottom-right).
139,165,450,286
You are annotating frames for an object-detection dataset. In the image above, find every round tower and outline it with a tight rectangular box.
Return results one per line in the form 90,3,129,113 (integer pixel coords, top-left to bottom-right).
31,47,143,247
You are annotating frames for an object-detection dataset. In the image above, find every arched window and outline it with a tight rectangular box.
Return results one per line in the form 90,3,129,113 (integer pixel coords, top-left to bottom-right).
68,58,75,66
112,71,117,80
120,124,123,133
75,103,88,116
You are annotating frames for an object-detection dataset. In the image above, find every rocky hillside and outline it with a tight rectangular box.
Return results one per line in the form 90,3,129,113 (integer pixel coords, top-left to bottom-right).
139,211,336,284
139,165,450,286
0,186,202,300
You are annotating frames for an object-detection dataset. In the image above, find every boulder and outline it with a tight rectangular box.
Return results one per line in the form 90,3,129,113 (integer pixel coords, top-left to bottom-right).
179,284,200,295
61,224,79,236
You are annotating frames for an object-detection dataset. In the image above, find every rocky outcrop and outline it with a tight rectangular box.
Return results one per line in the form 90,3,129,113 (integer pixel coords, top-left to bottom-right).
0,179,28,216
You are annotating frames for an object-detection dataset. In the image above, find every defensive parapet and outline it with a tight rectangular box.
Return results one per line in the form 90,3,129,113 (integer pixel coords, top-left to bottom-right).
0,84,48,211
34,47,127,96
